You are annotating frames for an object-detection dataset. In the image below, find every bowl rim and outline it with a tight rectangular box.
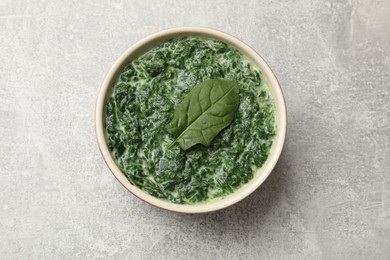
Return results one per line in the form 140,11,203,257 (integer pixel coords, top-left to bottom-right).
96,26,287,213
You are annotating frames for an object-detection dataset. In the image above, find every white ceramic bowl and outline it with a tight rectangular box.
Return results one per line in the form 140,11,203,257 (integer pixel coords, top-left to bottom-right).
96,27,287,213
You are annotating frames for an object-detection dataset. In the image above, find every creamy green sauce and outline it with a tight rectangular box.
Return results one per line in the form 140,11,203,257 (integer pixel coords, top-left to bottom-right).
105,37,276,204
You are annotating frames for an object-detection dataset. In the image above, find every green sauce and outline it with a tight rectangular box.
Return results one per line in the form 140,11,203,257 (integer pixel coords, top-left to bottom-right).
105,37,276,204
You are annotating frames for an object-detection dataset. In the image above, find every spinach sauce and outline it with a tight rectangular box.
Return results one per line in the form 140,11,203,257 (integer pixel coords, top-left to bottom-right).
105,37,276,204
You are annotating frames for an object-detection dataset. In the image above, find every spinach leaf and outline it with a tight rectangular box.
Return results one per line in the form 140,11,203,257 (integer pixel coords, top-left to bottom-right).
166,79,240,150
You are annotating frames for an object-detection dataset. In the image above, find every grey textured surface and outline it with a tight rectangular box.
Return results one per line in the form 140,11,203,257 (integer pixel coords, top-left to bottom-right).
1,0,389,259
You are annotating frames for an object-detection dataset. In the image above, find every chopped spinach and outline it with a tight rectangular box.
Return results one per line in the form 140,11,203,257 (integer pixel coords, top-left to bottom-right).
105,37,276,204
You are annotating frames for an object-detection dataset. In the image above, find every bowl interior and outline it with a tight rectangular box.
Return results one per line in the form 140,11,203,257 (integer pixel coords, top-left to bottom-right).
96,27,286,213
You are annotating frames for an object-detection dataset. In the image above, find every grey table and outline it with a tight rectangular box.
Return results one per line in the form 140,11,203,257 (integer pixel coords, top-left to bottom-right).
1,0,389,259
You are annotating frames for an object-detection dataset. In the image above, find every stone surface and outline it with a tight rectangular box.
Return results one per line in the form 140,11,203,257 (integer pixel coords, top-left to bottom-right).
1,0,389,259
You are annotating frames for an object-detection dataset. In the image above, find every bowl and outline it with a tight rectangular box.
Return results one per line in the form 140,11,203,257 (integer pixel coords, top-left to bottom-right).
96,27,287,213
